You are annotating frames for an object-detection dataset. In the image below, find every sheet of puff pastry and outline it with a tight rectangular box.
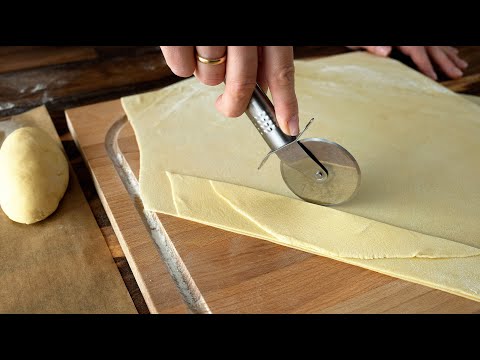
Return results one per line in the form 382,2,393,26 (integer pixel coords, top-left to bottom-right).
122,52,480,302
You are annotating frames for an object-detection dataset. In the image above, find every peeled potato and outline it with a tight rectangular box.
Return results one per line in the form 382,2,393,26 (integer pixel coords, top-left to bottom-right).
0,127,69,224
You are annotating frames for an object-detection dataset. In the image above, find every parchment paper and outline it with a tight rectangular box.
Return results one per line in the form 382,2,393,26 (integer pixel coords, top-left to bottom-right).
0,106,137,313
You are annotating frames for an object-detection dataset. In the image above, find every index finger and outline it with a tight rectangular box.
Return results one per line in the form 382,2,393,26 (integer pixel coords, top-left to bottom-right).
216,46,258,117
263,46,299,136
160,46,196,77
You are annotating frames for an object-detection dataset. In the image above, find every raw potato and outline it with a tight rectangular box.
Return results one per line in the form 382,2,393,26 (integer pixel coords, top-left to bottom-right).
0,127,69,224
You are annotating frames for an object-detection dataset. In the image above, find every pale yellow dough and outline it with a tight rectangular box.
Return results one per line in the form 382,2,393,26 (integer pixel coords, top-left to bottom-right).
122,52,480,301
0,127,69,224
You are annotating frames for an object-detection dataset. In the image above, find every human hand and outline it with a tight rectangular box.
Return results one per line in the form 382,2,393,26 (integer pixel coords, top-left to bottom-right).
347,46,468,80
160,46,299,136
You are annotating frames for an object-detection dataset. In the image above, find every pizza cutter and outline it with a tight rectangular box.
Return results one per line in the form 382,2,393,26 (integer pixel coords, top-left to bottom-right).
245,84,361,206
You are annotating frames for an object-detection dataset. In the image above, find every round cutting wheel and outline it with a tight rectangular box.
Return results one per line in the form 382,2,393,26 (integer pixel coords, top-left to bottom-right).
280,138,361,206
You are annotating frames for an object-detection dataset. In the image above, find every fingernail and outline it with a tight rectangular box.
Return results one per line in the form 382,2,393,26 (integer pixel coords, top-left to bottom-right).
375,46,391,56
452,68,463,78
288,115,299,136
460,59,468,68
430,71,438,80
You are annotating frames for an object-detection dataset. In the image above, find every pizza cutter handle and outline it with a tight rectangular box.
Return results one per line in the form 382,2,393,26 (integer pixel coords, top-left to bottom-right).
245,84,296,151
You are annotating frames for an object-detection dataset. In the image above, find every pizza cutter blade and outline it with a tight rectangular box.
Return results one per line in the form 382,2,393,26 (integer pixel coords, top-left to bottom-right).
245,84,361,206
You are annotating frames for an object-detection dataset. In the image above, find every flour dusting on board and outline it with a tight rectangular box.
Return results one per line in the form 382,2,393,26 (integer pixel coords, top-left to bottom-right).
0,120,23,146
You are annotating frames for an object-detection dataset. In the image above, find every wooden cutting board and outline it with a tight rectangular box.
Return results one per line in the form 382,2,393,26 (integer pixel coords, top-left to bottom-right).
65,96,480,314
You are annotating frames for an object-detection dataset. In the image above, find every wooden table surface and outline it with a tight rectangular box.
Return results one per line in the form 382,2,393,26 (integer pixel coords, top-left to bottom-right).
1,46,479,314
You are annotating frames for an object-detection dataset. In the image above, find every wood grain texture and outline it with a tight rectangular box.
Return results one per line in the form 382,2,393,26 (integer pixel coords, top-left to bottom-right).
66,98,480,314
0,48,177,120
60,131,149,313
66,101,189,314
0,47,97,74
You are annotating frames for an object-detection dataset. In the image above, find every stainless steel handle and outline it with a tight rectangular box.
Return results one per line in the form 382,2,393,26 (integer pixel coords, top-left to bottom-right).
245,84,295,151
